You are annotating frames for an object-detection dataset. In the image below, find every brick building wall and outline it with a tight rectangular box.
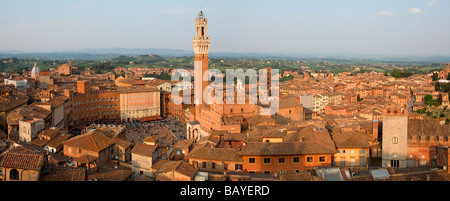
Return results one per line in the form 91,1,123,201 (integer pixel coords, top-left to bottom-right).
242,154,332,174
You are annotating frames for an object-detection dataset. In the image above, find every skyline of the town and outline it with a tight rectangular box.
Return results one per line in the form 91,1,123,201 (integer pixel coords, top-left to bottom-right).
1,0,450,190
1,0,449,56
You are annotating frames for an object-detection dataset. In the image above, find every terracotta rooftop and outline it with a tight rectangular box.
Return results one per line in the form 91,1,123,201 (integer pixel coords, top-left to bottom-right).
187,147,242,161
131,143,157,157
279,98,302,108
152,159,198,179
0,91,28,112
40,166,87,181
88,169,134,181
119,86,160,93
46,134,72,149
62,132,114,152
173,139,195,150
0,152,45,170
279,172,323,181
7,104,52,126
332,132,371,149
408,119,450,136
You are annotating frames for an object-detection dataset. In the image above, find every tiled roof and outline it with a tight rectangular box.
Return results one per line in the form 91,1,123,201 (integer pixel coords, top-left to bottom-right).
73,155,98,164
152,159,198,179
279,98,302,108
119,86,159,93
280,172,323,181
0,152,45,170
46,134,72,149
332,132,371,149
62,132,114,152
114,138,132,148
0,92,29,112
408,119,450,136
187,147,242,161
88,170,134,181
40,166,87,181
173,139,195,150
6,104,52,126
223,133,247,141
131,143,157,157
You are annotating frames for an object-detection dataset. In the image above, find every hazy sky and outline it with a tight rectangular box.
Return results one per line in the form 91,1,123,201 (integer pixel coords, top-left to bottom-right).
1,0,449,56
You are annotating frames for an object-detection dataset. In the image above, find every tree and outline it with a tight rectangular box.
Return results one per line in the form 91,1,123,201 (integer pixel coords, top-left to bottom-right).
431,72,439,81
424,94,433,105
391,69,403,78
437,94,443,105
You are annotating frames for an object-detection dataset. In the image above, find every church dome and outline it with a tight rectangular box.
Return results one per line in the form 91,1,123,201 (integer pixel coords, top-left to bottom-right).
31,62,40,74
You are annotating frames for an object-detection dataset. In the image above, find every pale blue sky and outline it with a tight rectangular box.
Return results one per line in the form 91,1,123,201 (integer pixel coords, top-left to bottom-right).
0,0,449,55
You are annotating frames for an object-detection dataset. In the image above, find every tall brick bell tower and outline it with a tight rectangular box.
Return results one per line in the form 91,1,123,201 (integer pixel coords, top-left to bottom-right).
193,10,210,120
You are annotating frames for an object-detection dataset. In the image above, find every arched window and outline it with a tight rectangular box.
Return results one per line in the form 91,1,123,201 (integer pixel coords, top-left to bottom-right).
10,169,19,180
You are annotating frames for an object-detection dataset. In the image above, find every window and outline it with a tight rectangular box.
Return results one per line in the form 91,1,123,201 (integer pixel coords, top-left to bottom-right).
264,171,271,174
360,159,365,166
339,150,347,154
264,158,271,164
279,158,285,164
319,157,326,162
392,137,398,144
293,157,300,163
391,160,400,168
307,157,313,163
9,169,19,180
202,162,207,168
249,158,256,164
212,162,216,169
235,164,242,170
340,159,346,167
360,150,365,155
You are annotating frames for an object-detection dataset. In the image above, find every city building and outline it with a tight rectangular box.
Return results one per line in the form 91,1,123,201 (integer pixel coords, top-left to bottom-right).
119,86,161,122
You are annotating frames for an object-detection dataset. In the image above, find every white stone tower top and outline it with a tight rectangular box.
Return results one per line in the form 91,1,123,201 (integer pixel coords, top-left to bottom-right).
193,10,210,55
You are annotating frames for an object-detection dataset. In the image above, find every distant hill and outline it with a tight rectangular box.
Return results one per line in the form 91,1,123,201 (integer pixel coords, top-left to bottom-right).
63,48,192,57
0,48,192,60
0,48,449,62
